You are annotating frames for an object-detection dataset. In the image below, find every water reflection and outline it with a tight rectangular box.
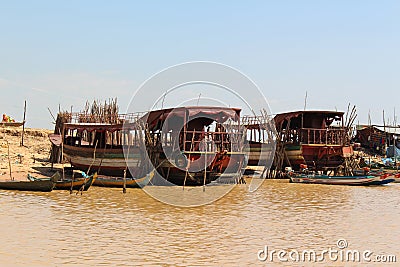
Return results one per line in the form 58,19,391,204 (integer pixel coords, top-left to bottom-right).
0,182,399,266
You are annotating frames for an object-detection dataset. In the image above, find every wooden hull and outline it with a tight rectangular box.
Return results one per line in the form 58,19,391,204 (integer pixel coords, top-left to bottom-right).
0,180,54,192
290,174,394,186
63,144,144,177
93,171,154,188
285,144,354,171
0,121,24,127
155,152,246,186
54,173,97,191
245,142,275,166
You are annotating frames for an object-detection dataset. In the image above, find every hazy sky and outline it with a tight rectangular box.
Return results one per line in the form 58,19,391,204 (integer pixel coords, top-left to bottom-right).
0,1,399,129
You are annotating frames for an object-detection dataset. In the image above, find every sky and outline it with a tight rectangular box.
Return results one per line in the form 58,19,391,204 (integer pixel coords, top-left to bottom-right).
0,1,399,129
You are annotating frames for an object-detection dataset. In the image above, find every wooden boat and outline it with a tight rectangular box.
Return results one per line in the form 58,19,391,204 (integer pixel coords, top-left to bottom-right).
0,174,57,192
271,111,355,176
143,107,247,186
289,173,395,186
0,121,25,127
241,115,276,167
51,115,151,179
28,172,97,191
54,173,97,191
361,169,400,183
93,171,154,188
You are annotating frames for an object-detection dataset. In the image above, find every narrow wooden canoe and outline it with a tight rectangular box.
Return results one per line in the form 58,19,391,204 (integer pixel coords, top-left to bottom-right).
0,174,57,192
54,173,97,191
28,172,97,191
289,174,394,186
93,171,154,188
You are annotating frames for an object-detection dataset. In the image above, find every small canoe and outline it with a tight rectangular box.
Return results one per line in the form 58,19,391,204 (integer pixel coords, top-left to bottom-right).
54,173,97,191
364,170,400,183
28,172,97,191
390,173,400,183
0,174,57,192
93,171,154,188
289,173,394,186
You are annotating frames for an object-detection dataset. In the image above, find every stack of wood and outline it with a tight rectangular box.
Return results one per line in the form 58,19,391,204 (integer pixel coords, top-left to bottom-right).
79,98,121,124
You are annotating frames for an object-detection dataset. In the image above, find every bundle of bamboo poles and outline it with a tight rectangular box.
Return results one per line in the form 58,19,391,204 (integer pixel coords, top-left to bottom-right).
343,104,357,145
79,98,121,124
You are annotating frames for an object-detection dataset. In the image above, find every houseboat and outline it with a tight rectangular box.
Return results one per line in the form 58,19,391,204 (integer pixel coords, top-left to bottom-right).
142,106,247,186
272,110,354,175
51,112,152,181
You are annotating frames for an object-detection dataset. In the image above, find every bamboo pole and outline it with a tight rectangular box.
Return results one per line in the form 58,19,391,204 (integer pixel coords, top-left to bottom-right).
203,130,207,192
6,140,13,180
20,100,26,146
61,143,65,181
382,110,386,153
123,141,131,194
183,129,196,190
70,171,75,194
87,140,98,175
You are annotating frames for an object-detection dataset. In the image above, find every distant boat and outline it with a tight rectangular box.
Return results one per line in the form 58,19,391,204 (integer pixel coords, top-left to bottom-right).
0,121,25,127
93,171,154,188
0,174,57,192
289,173,394,186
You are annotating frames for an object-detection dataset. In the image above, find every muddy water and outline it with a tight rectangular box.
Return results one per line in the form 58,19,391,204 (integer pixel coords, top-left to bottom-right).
0,180,399,266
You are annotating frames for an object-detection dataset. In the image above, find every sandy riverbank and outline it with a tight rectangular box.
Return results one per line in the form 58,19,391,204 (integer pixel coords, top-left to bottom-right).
0,127,62,181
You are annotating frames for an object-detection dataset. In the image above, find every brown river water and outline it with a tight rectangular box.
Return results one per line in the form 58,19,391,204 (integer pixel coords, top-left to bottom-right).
1,179,399,266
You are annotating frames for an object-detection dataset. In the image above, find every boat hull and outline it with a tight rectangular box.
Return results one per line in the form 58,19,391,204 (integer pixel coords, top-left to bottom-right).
0,180,55,192
290,174,394,186
155,152,246,186
285,144,354,171
93,171,154,188
63,144,145,177
54,173,97,191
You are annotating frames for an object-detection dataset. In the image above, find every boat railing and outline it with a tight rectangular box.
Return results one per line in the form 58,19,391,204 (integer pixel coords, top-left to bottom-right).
65,112,146,124
183,131,243,152
148,130,244,153
284,128,347,145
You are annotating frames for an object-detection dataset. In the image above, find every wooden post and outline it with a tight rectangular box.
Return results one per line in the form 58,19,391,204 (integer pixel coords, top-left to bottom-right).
183,130,196,190
383,110,387,154
6,140,13,180
123,142,131,193
123,169,127,194
20,100,27,146
61,143,65,181
203,134,207,192
70,171,75,194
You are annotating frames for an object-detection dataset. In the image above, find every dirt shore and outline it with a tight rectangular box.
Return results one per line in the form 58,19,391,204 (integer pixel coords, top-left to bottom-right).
0,127,61,181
